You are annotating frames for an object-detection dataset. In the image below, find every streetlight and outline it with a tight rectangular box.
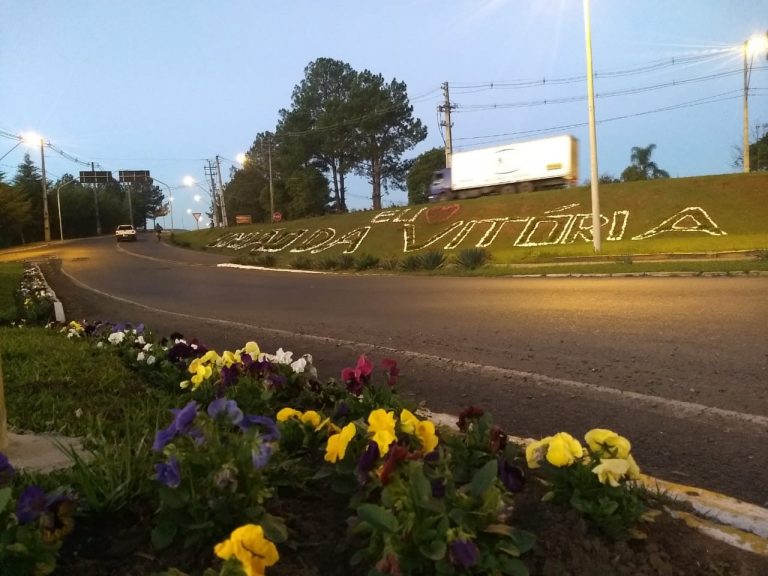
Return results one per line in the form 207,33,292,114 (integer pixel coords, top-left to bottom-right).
152,177,176,231
54,179,78,241
582,0,601,253
743,32,768,173
23,132,51,242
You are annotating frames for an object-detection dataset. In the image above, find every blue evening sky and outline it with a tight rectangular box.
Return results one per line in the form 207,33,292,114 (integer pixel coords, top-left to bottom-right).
1,1,765,227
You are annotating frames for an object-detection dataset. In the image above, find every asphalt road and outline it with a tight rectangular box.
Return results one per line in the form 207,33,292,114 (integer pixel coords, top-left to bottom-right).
10,234,767,506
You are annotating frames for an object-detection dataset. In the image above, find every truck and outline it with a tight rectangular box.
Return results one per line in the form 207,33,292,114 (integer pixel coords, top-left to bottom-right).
428,134,578,201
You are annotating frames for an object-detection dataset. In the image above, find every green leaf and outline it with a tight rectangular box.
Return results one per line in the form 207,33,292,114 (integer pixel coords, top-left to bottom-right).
497,542,521,557
470,460,498,498
409,464,432,506
483,523,515,537
357,503,399,533
419,539,447,561
498,556,530,576
260,513,288,544
151,524,177,550
509,529,536,554
0,487,11,514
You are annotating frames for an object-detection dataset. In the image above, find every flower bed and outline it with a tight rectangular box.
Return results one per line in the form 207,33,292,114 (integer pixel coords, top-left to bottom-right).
1,284,765,574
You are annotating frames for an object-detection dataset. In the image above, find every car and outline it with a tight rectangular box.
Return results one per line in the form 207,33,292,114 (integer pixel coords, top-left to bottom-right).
115,224,137,242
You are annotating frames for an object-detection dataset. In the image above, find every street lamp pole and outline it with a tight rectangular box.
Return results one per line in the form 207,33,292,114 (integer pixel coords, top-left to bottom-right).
743,33,768,173
55,179,77,241
38,138,51,242
583,0,601,252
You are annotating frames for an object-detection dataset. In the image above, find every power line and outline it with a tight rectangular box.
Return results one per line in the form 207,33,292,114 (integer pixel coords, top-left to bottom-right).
453,90,745,148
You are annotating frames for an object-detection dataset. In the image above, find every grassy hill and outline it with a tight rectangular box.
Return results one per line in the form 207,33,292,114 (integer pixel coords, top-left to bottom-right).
174,173,768,269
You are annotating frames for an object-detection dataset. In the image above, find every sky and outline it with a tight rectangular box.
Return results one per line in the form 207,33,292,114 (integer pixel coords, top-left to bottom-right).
1,1,766,229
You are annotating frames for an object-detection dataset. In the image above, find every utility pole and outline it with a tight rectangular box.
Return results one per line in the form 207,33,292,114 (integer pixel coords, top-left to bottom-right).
439,82,455,168
91,162,101,235
215,155,229,227
205,160,220,227
40,138,51,242
268,137,275,222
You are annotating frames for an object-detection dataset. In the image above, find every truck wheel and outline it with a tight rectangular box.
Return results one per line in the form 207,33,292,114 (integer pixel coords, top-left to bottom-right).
518,182,535,193
501,184,517,194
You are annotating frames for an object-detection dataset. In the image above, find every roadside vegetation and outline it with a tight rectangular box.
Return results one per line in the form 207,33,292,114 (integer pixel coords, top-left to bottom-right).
170,173,768,276
0,263,765,576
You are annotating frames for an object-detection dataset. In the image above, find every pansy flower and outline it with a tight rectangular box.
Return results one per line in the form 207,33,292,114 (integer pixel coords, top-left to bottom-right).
367,409,396,456
214,524,279,576
325,422,357,463
155,456,181,488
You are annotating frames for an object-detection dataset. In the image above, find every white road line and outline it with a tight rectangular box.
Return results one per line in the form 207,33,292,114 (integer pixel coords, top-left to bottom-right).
60,267,768,432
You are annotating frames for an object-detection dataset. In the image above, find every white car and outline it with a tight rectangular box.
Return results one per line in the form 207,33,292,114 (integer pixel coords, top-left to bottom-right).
115,224,137,242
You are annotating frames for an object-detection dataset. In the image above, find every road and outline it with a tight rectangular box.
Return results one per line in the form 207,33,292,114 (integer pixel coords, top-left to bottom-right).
7,234,767,506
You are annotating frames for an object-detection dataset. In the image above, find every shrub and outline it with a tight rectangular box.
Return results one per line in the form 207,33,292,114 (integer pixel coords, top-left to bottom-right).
421,250,447,270
355,253,380,271
337,254,356,269
231,253,277,267
317,256,340,270
289,256,313,270
454,247,490,270
379,256,400,271
399,254,423,271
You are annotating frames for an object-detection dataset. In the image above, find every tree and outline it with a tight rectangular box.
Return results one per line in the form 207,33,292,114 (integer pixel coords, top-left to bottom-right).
0,180,32,247
351,71,427,210
12,154,46,242
733,123,768,171
278,58,359,212
407,148,445,204
620,144,670,181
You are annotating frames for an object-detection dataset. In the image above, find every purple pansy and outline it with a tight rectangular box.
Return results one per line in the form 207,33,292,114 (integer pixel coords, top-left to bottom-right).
207,398,244,426
450,539,480,568
356,441,380,484
240,415,280,441
155,456,181,488
251,443,273,469
16,485,47,524
498,459,525,493
0,453,15,487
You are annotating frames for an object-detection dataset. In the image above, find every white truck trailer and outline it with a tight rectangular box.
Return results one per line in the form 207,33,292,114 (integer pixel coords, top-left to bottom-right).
428,134,578,201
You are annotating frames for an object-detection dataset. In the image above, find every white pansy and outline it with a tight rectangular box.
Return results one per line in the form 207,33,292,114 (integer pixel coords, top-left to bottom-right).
108,332,125,345
137,335,146,345
270,348,294,365
143,343,153,352
137,351,146,362
147,355,156,366
96,341,104,348
290,357,307,373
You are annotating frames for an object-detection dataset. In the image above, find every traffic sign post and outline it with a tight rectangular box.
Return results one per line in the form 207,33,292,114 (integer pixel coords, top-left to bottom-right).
79,171,113,184
272,211,282,223
192,212,202,230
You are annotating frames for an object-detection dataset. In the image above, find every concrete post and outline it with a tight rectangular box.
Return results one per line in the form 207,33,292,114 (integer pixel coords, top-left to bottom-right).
0,353,7,451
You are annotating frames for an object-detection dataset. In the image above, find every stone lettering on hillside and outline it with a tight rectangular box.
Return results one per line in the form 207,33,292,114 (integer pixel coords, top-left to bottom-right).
207,204,726,254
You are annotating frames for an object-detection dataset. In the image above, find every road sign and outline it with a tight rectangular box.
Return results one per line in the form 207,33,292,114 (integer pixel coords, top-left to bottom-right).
192,212,202,222
235,215,252,225
118,170,151,183
79,171,113,184
272,211,283,223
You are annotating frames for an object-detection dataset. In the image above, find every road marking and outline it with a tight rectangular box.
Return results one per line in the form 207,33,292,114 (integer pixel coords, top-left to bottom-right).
60,267,768,432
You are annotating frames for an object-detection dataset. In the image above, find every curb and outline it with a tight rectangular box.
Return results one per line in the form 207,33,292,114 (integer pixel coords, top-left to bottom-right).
31,262,66,323
425,410,768,557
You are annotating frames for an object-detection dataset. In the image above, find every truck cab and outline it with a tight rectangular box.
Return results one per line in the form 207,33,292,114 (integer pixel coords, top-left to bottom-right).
428,168,452,201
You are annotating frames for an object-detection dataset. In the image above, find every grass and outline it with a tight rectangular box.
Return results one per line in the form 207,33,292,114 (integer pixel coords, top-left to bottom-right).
0,261,23,322
169,173,768,273
0,327,177,437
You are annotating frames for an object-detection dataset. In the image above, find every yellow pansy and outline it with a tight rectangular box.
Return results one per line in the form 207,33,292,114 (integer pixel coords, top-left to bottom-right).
276,407,302,422
592,458,631,487
415,420,439,453
214,524,279,576
399,409,419,435
545,432,584,467
585,428,631,459
221,350,241,367
241,341,261,359
300,410,322,429
626,454,641,479
188,357,214,389
368,409,397,456
525,436,553,469
324,422,357,463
